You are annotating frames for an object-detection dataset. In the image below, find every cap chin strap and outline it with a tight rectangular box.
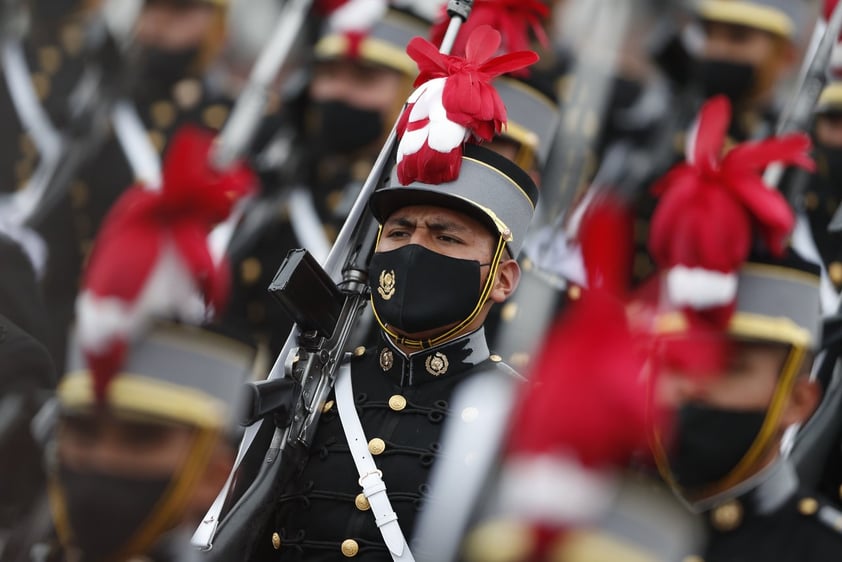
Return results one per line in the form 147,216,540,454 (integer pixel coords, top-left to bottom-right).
49,426,219,561
651,344,807,507
371,234,507,350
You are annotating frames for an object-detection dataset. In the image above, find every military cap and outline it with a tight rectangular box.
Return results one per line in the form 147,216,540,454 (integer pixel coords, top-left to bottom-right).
60,323,253,429
314,7,429,76
370,144,540,257
695,0,808,39
815,81,842,115
657,250,822,350
494,76,560,173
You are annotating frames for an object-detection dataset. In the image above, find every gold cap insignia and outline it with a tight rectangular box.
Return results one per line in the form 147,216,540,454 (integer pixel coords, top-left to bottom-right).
378,269,396,300
425,352,449,376
379,348,394,371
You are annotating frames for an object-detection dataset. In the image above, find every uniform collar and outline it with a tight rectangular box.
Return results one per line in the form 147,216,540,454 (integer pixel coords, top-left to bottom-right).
704,458,799,533
376,328,491,387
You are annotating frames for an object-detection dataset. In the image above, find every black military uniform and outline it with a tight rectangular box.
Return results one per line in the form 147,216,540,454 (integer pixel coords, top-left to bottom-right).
262,330,513,560
0,1,87,195
696,461,842,562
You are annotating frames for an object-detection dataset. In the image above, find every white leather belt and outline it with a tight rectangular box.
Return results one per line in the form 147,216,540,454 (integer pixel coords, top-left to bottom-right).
335,363,415,561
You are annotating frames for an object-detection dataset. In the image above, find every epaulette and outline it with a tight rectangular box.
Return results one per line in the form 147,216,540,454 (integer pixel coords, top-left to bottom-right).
488,353,526,381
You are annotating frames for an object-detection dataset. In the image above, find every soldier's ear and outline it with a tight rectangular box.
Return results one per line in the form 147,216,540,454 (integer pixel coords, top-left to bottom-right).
781,376,821,428
489,259,521,304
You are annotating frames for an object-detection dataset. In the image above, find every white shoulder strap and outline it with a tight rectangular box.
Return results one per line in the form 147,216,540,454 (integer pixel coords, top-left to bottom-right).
335,363,415,562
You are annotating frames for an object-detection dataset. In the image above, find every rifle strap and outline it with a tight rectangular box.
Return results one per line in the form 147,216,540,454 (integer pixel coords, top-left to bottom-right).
111,100,163,188
2,38,62,163
335,363,415,561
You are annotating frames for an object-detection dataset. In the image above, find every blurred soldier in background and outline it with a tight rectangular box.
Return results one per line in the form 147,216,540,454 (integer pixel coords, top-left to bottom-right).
643,96,842,561
223,3,430,357
629,0,815,284
805,81,842,292
38,0,238,371
15,126,256,562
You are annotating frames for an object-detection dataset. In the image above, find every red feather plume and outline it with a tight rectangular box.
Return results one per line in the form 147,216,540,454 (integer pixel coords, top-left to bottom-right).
77,125,256,401
648,95,812,328
396,25,538,185
486,198,660,555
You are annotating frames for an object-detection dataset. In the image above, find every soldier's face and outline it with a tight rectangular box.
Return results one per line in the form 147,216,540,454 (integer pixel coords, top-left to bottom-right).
815,113,842,148
657,342,787,412
701,21,778,67
378,205,497,265
134,1,216,50
310,60,405,119
57,411,195,477
700,20,793,102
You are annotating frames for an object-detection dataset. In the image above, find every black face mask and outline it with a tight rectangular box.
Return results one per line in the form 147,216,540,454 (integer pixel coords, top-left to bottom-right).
694,59,757,107
307,100,384,156
368,244,485,335
668,403,767,493
56,465,173,561
138,46,201,91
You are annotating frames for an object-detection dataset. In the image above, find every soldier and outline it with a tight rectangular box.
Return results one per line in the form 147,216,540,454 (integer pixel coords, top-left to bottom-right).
804,81,842,292
38,0,236,370
40,322,254,562
245,26,540,561
690,0,808,141
31,125,257,562
643,96,842,561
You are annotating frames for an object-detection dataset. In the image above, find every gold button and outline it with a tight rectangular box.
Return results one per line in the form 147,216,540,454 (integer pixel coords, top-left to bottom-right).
489,354,502,362
354,493,370,511
830,262,842,287
203,104,230,130
147,130,166,153
799,497,819,516
388,395,407,411
567,285,582,300
368,438,385,455
38,46,62,74
710,500,743,532
354,346,366,357
271,532,281,550
150,101,176,129
174,78,202,110
322,400,335,413
501,302,518,321
341,539,359,557
30,71,50,100
240,257,262,285
804,191,819,211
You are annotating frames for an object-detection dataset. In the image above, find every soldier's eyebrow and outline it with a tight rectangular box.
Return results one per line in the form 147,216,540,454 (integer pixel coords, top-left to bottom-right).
424,218,468,233
384,216,416,229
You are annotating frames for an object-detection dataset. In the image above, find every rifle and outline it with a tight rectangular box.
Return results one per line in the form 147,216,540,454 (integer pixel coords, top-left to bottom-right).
191,1,475,557
765,0,842,494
